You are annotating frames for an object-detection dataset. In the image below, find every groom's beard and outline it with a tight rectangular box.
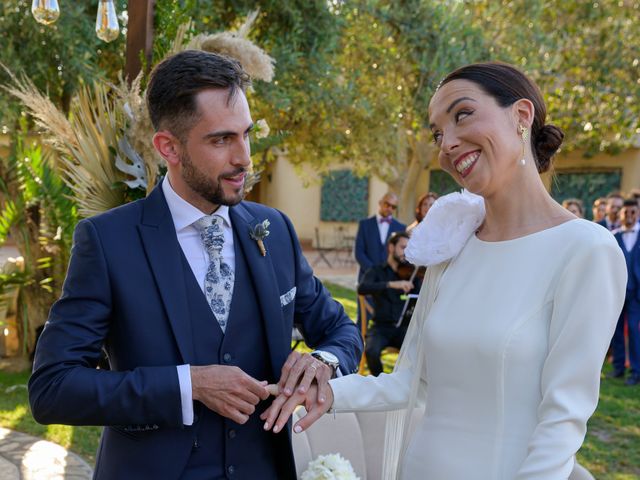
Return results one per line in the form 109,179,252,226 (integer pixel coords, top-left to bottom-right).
181,151,246,207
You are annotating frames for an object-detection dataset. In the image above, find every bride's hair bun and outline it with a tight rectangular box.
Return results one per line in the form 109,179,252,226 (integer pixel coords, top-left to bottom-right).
533,124,564,173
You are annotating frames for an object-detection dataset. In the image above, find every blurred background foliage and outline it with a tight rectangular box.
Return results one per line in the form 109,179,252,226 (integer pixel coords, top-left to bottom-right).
0,0,639,352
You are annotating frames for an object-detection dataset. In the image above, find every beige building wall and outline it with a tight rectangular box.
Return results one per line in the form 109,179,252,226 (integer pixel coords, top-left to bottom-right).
541,148,640,193
257,156,398,245
368,178,390,216
253,148,640,244
257,155,321,243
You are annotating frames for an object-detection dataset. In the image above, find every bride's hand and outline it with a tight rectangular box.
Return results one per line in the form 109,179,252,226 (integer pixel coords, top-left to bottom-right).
260,382,333,434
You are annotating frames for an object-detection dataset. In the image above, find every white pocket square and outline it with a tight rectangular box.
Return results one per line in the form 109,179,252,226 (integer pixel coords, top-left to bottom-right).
280,287,296,307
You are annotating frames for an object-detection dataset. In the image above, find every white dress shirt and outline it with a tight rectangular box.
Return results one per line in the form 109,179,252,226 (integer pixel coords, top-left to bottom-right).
376,213,391,245
621,227,639,252
162,176,235,425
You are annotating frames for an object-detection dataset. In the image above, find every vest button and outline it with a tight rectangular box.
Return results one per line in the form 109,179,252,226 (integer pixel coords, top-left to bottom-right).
228,429,236,439
227,465,235,475
223,353,232,363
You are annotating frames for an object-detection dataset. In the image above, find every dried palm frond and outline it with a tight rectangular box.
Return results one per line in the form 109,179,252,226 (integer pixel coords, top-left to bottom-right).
111,74,162,193
56,83,126,216
3,67,127,217
236,9,260,39
168,21,194,57
1,64,76,150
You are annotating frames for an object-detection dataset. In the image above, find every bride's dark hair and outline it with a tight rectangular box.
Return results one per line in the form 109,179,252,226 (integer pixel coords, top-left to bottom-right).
439,62,564,174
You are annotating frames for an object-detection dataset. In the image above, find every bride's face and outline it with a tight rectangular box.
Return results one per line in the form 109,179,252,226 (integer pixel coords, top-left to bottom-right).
428,80,522,197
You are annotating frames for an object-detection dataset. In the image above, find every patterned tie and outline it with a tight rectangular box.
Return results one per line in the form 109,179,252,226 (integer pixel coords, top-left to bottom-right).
193,215,234,332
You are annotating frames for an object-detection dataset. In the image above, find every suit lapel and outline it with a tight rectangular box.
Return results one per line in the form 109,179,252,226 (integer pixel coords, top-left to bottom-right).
137,184,194,364
230,203,289,378
369,217,383,254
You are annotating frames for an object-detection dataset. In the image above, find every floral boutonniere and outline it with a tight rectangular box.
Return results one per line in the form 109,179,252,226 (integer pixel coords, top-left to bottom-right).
249,219,270,256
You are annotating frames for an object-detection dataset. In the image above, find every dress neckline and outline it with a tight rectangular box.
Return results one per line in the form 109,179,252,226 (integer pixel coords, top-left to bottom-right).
472,218,581,246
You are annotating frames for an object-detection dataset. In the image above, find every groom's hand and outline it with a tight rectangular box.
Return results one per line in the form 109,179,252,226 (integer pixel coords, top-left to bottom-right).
277,351,332,405
190,365,269,424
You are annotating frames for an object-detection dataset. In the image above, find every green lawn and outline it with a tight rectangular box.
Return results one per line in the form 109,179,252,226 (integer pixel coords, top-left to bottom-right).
0,369,102,464
579,367,640,479
0,281,637,476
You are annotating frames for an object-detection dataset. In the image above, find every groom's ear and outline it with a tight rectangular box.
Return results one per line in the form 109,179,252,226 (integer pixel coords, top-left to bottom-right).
152,130,182,166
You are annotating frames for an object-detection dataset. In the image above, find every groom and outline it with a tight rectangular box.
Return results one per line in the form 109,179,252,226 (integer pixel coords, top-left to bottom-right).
28,50,362,479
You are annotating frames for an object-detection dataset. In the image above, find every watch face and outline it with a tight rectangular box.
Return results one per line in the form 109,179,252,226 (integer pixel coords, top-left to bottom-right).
318,351,339,365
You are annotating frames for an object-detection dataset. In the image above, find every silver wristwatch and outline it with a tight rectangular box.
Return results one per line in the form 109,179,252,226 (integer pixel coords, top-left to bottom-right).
311,350,340,376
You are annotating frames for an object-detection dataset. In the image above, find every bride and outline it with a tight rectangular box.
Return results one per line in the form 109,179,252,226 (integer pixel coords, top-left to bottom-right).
262,62,626,479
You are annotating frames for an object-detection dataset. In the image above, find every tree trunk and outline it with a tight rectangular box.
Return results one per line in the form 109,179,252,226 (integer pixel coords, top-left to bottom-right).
7,207,61,356
392,129,436,224
18,282,55,356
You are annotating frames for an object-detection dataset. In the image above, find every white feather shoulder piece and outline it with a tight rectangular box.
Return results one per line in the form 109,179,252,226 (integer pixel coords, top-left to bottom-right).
405,189,485,266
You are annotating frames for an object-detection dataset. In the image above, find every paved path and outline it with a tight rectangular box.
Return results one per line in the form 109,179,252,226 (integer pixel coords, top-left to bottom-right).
0,428,92,479
302,249,357,291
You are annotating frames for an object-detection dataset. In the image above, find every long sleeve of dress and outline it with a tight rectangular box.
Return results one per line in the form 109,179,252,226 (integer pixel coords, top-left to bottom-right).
515,235,626,479
329,359,416,413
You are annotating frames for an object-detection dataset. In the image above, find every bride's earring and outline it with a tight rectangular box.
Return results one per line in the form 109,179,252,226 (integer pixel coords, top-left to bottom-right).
518,125,528,166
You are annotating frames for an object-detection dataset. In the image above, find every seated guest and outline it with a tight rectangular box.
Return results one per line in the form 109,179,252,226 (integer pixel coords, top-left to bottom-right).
407,192,439,233
562,198,584,218
358,231,422,376
592,197,607,223
611,199,640,385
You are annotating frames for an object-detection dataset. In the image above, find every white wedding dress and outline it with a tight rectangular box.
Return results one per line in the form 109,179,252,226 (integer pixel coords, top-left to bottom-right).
330,219,626,479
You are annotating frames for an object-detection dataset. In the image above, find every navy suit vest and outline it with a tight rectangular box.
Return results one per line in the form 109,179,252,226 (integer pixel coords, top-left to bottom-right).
180,229,294,479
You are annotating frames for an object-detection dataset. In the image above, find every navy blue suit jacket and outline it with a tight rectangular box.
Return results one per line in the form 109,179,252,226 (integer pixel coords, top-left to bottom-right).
598,219,620,231
29,184,362,478
614,230,640,303
354,216,405,280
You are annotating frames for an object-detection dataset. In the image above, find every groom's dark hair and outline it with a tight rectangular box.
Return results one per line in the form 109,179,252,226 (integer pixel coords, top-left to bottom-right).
146,50,251,142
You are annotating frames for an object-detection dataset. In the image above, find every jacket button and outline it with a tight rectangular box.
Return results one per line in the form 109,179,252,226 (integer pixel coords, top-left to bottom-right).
223,353,232,363
228,429,236,439
227,465,235,475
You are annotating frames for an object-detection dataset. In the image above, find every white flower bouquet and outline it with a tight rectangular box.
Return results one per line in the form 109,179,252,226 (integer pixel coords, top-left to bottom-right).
301,453,360,480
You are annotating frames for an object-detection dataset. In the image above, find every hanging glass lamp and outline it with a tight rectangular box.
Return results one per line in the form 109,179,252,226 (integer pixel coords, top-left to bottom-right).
96,0,120,42
32,0,60,25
